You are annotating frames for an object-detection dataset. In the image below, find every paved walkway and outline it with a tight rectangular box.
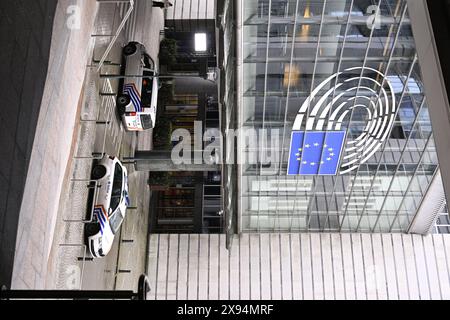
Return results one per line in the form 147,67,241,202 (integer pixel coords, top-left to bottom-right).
47,1,164,291
0,0,58,288
148,233,450,300
10,0,98,289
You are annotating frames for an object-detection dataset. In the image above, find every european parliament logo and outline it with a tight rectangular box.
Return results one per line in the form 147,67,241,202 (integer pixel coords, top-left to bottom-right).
287,131,346,175
288,67,396,176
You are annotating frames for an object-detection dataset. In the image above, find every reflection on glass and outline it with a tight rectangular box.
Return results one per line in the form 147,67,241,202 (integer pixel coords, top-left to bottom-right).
239,0,442,233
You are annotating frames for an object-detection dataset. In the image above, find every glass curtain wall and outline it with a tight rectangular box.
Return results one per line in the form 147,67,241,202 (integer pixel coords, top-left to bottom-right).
239,0,441,232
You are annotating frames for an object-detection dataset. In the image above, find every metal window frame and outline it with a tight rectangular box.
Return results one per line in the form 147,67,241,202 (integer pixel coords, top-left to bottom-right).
356,74,425,232
289,0,328,232
304,0,355,231
319,0,384,231
338,2,408,232
276,0,301,232
256,0,273,232
239,0,442,233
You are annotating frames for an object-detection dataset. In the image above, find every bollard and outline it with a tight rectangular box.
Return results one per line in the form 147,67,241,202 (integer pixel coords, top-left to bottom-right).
78,257,94,262
118,270,131,274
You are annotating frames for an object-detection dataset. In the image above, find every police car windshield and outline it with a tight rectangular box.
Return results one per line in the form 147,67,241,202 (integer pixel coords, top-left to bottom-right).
110,164,123,213
141,76,153,106
109,210,124,234
143,55,154,70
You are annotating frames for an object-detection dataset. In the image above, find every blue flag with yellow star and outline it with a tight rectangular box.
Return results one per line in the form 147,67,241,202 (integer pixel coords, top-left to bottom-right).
287,131,346,175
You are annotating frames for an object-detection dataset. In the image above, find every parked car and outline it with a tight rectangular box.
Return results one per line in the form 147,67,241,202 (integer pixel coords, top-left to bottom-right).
116,41,159,131
84,155,129,258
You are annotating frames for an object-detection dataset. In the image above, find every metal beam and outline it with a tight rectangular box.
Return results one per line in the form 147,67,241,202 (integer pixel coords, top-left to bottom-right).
407,0,450,211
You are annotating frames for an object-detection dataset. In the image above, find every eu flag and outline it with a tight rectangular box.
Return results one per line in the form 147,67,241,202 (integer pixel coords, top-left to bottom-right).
287,131,346,175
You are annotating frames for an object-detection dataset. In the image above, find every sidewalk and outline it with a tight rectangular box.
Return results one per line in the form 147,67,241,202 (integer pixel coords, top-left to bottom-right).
10,0,98,289
0,0,58,288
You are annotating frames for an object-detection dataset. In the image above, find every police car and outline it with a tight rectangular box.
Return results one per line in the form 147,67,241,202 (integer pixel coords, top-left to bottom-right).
116,41,159,131
84,155,130,258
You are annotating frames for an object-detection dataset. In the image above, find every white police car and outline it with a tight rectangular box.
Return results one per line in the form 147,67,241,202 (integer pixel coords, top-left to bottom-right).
116,41,159,131
84,156,130,258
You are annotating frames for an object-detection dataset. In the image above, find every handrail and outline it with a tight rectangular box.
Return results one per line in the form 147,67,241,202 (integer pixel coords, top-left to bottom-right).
96,0,135,72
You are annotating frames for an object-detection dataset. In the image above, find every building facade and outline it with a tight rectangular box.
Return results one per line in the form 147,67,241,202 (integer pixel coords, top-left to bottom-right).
148,0,223,234
234,0,446,234
144,0,450,300
150,0,450,236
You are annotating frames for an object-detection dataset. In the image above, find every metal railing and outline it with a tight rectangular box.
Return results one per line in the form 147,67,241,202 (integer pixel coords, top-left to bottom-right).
56,1,137,290
434,211,450,234
1,275,150,300
95,0,135,71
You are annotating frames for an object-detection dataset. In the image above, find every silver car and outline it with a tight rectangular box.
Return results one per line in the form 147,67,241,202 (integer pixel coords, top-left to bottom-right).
116,42,159,131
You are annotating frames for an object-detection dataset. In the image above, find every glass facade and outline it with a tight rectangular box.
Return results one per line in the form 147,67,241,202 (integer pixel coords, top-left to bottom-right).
238,0,443,232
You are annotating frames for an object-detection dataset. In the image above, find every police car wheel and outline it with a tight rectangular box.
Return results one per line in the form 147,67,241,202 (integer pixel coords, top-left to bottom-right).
123,43,137,56
92,165,107,180
118,105,126,116
117,94,130,107
84,223,101,238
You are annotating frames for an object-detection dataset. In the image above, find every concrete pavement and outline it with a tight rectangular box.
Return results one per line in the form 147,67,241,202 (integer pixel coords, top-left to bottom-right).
10,0,98,289
0,0,58,288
